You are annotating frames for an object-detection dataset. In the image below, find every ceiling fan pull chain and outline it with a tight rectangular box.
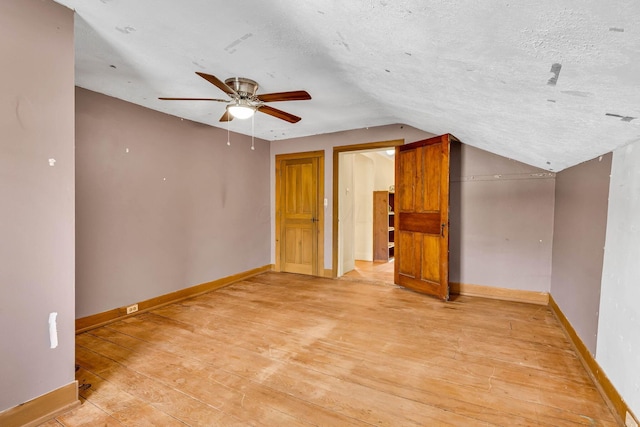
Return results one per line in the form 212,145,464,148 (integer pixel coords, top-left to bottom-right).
227,119,231,146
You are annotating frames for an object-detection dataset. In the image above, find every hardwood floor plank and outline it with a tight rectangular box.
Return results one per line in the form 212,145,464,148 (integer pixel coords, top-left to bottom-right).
55,398,124,426
76,368,141,415
36,420,63,427
45,272,618,426
110,403,187,426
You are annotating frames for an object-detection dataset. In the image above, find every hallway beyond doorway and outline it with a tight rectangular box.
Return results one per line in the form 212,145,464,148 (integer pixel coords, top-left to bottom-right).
341,259,394,285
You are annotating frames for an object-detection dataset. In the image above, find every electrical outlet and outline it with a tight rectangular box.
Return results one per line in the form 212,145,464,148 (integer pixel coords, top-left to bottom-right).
126,304,138,315
627,411,639,427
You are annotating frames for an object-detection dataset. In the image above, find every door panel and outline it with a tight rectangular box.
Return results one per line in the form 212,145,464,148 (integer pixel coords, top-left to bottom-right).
283,225,315,274
398,212,440,234
394,134,452,300
398,149,416,212
423,144,442,211
285,163,314,218
397,231,416,278
422,235,440,283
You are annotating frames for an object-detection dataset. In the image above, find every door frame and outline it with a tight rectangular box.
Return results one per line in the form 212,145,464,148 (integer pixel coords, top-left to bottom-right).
275,150,325,275
332,139,404,278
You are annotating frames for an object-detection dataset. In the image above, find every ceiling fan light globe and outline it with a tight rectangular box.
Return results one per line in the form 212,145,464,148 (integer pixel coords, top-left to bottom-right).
227,104,255,119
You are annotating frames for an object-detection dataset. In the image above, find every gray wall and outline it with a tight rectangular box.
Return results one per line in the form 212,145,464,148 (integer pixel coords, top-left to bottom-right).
598,142,640,416
0,0,75,411
551,154,611,355
76,88,270,318
449,143,556,292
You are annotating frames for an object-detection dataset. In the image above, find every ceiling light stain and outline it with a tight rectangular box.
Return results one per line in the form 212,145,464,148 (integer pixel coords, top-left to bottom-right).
561,90,592,97
606,113,636,122
547,63,562,86
115,26,135,34
609,27,624,32
547,99,556,103
336,32,350,51
385,69,390,73
224,33,253,55
109,64,117,69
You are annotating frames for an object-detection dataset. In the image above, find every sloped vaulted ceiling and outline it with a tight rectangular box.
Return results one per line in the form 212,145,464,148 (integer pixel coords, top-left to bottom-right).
55,0,640,171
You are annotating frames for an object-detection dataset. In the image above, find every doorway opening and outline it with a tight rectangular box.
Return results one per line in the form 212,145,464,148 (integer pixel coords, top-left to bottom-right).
332,140,403,284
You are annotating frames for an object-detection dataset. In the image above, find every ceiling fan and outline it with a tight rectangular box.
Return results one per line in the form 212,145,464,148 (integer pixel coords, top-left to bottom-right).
159,72,311,123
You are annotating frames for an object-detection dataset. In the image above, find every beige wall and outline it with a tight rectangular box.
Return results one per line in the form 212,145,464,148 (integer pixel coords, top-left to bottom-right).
0,0,75,411
551,154,611,354
338,152,356,273
370,152,394,191
75,88,271,318
353,154,374,262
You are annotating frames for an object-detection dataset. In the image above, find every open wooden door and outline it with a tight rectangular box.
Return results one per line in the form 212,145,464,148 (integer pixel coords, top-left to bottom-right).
394,134,453,300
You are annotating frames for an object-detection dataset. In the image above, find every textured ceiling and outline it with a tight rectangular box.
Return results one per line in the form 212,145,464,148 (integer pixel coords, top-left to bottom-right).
54,0,640,171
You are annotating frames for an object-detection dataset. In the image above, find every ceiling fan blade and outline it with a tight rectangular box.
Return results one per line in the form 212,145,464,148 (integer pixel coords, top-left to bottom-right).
256,91,311,102
158,97,228,102
257,105,301,123
219,110,234,122
196,72,237,96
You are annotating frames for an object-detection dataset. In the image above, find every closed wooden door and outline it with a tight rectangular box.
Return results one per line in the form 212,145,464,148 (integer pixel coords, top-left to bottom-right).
394,134,452,300
280,157,319,275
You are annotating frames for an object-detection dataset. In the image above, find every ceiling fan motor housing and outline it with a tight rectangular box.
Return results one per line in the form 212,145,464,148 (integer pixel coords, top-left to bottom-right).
225,77,259,99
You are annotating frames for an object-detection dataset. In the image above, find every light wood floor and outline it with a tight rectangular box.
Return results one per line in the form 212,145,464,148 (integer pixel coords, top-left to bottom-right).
342,259,394,284
42,272,619,426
